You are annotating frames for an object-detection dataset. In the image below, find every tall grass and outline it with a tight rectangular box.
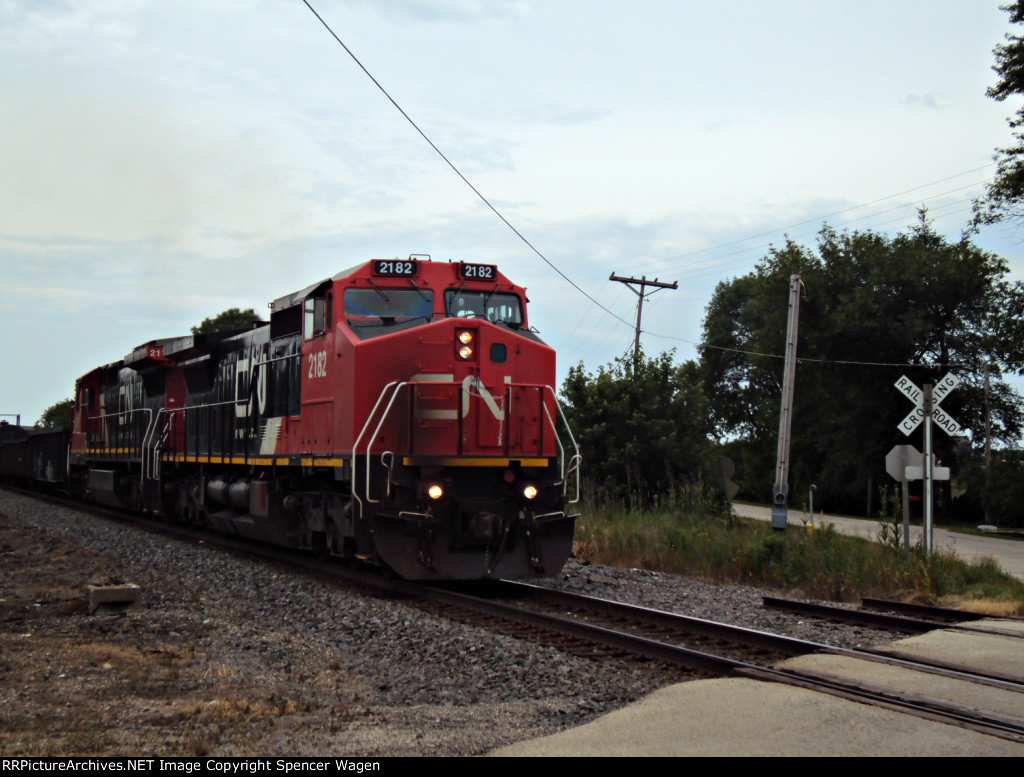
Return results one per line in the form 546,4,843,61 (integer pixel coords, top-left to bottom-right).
573,486,1024,608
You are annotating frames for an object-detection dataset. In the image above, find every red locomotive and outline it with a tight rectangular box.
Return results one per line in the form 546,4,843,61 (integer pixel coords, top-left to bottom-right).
67,257,580,579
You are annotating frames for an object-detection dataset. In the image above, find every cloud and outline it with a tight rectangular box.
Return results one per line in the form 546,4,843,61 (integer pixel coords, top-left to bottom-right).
901,93,940,110
348,0,531,24
0,67,316,258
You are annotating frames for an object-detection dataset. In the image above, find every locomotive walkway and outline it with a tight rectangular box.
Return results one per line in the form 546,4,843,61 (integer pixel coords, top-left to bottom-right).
491,617,1024,756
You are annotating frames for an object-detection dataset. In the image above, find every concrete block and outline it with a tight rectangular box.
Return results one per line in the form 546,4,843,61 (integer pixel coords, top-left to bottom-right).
86,583,141,614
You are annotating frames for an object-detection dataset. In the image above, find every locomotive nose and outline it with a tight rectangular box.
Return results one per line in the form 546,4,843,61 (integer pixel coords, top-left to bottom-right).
468,510,504,543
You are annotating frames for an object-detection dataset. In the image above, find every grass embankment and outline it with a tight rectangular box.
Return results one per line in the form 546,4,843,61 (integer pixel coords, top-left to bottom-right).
573,497,1024,614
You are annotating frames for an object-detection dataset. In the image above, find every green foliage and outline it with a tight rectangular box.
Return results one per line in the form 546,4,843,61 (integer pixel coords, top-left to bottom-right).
983,455,1024,528
36,398,73,428
957,453,1024,528
976,1,1024,225
575,498,1024,604
698,217,1024,516
191,307,264,335
875,485,906,552
560,351,713,506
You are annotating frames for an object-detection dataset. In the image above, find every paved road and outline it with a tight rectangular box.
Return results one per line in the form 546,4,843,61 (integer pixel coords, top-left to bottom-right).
495,620,1024,756
734,502,1024,581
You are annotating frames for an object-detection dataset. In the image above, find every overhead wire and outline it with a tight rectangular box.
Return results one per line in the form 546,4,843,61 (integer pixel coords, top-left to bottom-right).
301,1,1004,372
652,183,985,284
623,164,995,274
301,0,635,333
670,197,980,284
561,283,627,353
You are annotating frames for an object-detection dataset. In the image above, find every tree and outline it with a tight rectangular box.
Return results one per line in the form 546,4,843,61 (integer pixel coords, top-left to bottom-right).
699,218,1024,517
975,1,1024,224
191,307,264,335
560,350,712,506
955,453,1024,528
36,398,73,428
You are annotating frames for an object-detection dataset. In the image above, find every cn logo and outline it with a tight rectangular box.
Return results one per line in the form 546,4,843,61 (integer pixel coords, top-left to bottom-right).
235,346,268,419
410,374,508,421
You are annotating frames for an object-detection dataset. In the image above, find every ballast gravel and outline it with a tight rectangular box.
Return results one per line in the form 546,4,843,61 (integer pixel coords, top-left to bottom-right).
0,490,901,757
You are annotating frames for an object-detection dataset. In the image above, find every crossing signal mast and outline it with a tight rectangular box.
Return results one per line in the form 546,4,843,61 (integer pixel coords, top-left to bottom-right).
608,273,678,364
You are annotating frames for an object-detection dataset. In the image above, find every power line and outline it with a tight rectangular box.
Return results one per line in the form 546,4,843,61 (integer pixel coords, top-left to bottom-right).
301,0,635,332
581,186,984,358
644,332,1008,370
623,164,996,274
664,184,986,280
669,200,978,285
301,2,1007,374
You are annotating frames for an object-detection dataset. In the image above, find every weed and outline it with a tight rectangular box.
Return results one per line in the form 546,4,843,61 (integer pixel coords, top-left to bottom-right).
574,487,1024,605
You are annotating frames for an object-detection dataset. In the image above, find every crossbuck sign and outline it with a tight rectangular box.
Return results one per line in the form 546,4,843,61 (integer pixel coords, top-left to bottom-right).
894,372,961,554
895,373,961,436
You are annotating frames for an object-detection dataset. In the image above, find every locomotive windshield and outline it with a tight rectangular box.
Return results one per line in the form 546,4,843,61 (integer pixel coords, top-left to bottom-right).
344,288,434,320
444,290,523,325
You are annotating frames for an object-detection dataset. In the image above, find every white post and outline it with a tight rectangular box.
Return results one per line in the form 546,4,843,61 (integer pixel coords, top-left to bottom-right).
923,383,934,553
901,479,910,557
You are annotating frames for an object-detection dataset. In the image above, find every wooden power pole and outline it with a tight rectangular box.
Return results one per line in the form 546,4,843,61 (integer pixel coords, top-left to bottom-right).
608,273,678,363
772,274,804,530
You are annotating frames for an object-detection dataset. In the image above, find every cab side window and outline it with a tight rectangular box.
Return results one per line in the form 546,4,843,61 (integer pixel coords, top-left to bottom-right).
304,295,327,339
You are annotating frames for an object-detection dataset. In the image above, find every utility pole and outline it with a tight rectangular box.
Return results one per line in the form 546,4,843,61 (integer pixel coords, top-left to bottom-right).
772,274,804,531
608,273,678,364
984,362,992,525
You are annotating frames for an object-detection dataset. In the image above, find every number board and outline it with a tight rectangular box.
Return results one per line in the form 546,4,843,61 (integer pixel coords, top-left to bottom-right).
459,262,498,281
373,259,418,277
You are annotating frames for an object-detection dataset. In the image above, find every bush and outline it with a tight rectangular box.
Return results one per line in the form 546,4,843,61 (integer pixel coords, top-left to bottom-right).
574,493,1024,605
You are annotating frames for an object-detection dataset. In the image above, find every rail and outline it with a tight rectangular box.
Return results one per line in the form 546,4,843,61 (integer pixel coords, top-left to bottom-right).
146,399,253,481
82,407,156,498
85,407,154,453
85,407,155,481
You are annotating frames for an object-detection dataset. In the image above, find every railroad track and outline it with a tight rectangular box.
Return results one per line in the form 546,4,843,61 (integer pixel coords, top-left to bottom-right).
7,485,1024,743
765,594,1024,641
440,582,1024,742
763,594,944,633
861,596,996,623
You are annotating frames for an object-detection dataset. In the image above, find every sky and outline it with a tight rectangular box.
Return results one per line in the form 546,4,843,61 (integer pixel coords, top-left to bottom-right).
2,0,1022,425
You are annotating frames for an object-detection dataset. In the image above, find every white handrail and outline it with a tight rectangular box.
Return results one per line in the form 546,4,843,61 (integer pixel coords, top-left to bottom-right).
364,383,409,505
541,385,581,504
351,381,401,518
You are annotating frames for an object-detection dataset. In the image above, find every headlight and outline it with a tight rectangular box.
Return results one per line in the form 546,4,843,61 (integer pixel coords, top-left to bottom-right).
426,484,445,500
456,329,475,360
521,484,539,500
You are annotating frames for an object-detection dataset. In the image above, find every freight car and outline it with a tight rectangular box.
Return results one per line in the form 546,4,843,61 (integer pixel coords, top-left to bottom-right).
0,423,70,489
47,257,579,580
